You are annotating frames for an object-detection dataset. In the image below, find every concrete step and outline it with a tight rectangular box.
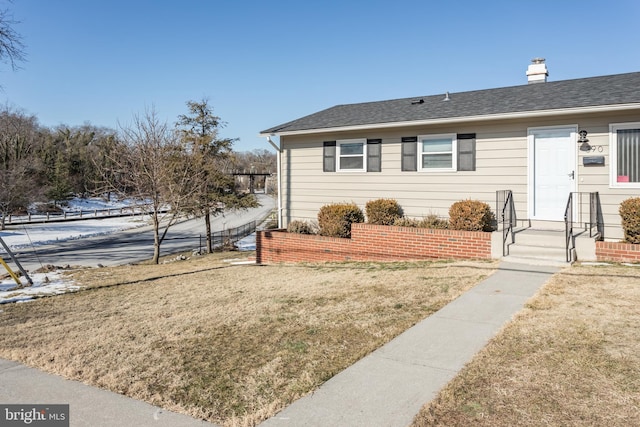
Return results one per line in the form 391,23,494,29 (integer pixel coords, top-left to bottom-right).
507,243,568,260
501,255,571,267
512,228,566,247
502,227,571,266
525,220,566,231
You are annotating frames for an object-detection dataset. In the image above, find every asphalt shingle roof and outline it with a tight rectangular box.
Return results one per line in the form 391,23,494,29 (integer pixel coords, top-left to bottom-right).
262,72,640,134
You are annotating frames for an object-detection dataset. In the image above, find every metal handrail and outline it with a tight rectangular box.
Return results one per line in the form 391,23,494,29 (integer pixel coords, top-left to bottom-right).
565,191,604,262
590,192,604,239
564,193,574,262
497,190,516,256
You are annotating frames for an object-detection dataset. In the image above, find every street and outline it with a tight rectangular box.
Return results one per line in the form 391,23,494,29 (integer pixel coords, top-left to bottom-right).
10,194,275,271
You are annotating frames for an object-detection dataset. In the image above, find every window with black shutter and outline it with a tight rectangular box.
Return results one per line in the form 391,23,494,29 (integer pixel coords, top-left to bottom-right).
401,136,417,171
367,139,382,172
457,133,476,171
323,141,336,172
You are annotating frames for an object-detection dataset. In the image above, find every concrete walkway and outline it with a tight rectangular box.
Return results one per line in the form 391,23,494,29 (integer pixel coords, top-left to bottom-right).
0,262,558,427
0,359,219,427
260,262,560,427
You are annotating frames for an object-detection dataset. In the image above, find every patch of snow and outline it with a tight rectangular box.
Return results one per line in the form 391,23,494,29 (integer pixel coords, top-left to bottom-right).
61,196,135,212
0,271,80,304
235,233,256,251
0,216,149,253
229,260,256,265
11,197,153,224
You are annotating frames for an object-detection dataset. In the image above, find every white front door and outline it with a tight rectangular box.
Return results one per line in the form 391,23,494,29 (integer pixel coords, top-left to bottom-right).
528,127,576,221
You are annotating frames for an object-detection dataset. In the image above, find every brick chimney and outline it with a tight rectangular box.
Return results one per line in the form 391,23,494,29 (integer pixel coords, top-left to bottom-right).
526,58,548,84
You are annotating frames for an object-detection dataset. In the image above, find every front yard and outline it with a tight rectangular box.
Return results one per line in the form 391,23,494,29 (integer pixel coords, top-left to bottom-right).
0,252,495,426
413,263,640,426
1,254,638,426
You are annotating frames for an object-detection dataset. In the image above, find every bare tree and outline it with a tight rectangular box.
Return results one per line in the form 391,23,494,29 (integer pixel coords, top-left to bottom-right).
104,108,203,264
176,99,257,253
0,106,41,229
0,8,25,73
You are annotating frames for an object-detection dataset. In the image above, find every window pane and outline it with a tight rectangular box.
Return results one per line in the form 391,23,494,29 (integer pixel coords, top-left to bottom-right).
340,157,363,169
617,129,640,183
340,143,363,155
422,153,452,169
422,138,452,153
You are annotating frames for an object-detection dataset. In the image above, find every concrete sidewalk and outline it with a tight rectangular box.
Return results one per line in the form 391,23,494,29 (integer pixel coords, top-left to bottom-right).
260,262,560,427
0,359,219,427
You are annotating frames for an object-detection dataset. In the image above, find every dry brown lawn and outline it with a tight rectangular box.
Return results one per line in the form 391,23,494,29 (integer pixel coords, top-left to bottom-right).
0,252,496,426
413,263,640,426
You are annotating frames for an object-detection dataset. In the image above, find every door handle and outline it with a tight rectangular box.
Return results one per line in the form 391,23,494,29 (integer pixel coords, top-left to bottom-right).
568,170,575,179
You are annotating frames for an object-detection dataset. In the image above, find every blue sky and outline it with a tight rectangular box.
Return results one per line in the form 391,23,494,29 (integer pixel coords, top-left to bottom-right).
2,0,640,152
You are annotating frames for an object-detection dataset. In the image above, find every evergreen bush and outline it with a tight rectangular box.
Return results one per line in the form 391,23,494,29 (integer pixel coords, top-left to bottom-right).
449,200,495,232
317,203,364,238
365,198,402,225
619,197,640,244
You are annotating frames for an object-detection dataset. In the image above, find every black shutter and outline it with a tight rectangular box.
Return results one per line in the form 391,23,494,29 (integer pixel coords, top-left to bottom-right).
457,133,476,171
323,141,336,172
401,137,417,171
367,139,382,172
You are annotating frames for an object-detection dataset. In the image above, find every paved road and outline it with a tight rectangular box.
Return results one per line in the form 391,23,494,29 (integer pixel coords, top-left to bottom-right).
11,194,275,271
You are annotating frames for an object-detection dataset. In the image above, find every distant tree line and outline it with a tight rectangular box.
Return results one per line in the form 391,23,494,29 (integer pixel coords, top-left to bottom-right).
0,102,276,263
0,105,274,206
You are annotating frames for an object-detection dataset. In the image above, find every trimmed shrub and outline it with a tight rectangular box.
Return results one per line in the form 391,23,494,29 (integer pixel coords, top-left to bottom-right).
449,200,495,232
317,202,364,238
393,214,449,229
287,220,314,235
365,198,402,225
620,197,640,244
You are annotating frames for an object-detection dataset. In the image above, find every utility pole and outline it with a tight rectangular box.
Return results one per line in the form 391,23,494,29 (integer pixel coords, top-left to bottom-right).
0,235,33,286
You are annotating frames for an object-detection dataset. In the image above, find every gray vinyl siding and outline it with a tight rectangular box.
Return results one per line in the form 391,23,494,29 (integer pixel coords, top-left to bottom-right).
279,112,640,241
573,112,640,241
281,123,528,226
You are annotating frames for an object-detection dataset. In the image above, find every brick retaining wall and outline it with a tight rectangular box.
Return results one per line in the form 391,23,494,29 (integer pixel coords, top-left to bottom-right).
256,223,492,264
596,241,640,263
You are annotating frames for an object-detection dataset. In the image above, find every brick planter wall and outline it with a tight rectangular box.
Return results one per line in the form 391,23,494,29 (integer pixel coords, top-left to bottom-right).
596,241,640,263
256,223,492,264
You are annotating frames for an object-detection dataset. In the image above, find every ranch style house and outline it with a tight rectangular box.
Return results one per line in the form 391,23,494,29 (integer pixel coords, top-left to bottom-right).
260,59,640,263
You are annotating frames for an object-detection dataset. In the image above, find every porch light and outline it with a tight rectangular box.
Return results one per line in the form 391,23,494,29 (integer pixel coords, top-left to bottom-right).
578,129,591,151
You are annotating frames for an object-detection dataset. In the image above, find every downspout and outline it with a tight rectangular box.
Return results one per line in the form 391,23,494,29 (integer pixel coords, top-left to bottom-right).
266,136,283,229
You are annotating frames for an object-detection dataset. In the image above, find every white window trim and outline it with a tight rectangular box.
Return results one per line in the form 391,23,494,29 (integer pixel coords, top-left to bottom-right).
337,138,367,172
610,122,640,188
417,133,457,172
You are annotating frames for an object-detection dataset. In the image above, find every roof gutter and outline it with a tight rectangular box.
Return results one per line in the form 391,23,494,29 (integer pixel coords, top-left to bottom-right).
260,103,640,137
